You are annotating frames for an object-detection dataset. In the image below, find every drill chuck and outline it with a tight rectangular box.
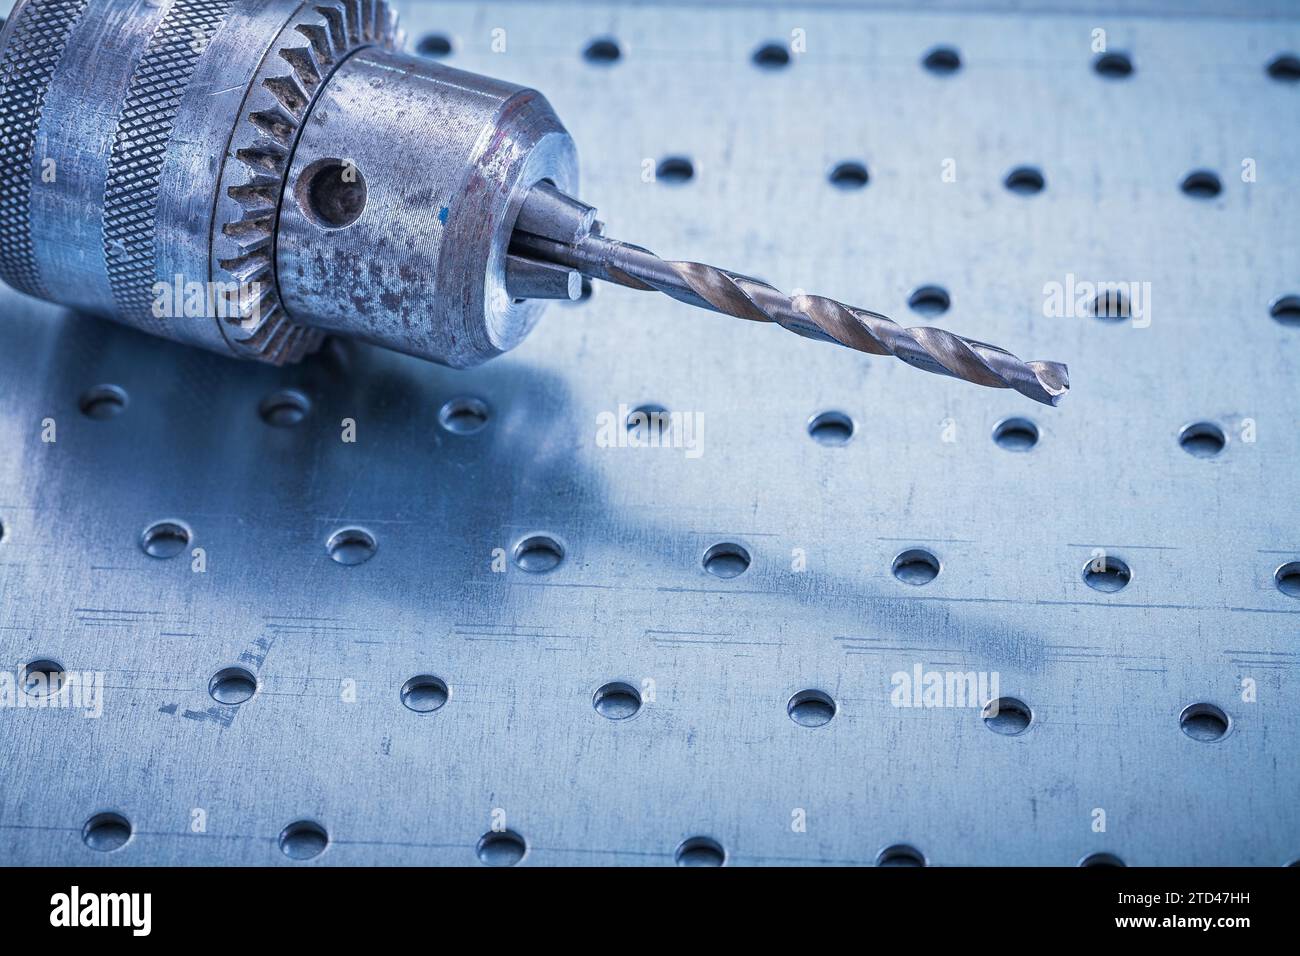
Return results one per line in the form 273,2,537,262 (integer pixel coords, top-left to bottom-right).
0,0,577,367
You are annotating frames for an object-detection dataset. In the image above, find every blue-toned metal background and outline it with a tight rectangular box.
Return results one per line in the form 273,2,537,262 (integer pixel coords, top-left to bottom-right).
1,0,1297,865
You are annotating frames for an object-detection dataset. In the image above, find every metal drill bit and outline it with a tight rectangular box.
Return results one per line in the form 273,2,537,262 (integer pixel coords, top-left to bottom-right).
511,230,1069,407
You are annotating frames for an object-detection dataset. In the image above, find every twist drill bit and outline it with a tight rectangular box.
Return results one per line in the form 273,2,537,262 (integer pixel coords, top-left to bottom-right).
510,229,1069,407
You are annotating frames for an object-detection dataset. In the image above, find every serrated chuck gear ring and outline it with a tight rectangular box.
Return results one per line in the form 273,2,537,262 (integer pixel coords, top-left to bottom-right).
213,0,399,363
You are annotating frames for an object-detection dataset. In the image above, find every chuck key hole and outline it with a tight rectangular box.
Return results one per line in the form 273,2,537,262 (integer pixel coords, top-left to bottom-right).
297,158,367,229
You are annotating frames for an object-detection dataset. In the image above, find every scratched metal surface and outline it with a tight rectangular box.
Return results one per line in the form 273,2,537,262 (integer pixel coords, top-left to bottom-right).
1,0,1298,866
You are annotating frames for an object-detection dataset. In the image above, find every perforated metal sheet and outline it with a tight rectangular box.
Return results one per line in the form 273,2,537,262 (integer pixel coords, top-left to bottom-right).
1,0,1298,866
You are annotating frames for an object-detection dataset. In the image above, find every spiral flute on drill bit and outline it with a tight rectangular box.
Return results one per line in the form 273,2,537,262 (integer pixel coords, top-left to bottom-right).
510,230,1070,407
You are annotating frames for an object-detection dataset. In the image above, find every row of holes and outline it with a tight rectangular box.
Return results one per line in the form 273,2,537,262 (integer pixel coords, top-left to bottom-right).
413,30,1300,86
197,665,1234,746
711,538,1296,596
109,516,1300,598
33,659,1216,739
808,411,1245,459
650,154,1251,205
75,381,1294,458
83,807,1288,866
916,47,1300,84
76,385,490,432
76,809,526,865
82,809,1163,866
78,806,1297,866
12,655,1237,743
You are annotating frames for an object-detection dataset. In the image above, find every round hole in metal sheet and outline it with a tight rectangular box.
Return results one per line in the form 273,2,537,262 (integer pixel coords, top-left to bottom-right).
1180,702,1230,742
892,548,940,586
1266,53,1300,82
656,156,694,184
20,658,66,699
593,681,642,720
79,384,127,420
82,812,132,852
626,403,668,442
1093,51,1133,78
992,416,1039,451
1082,555,1130,592
1079,852,1126,867
401,675,449,713
1269,294,1300,327
675,836,725,867
438,396,489,434
752,42,790,69
1091,288,1130,321
702,542,750,578
922,45,961,74
787,689,836,727
907,284,950,317
327,527,377,566
1004,166,1045,195
297,158,367,229
1180,169,1221,199
259,388,310,426
209,666,257,705
140,521,190,559
1179,421,1226,458
1275,562,1300,599
279,820,328,860
876,844,926,867
476,829,526,866
513,534,564,573
416,33,453,58
583,37,620,64
982,696,1032,735
807,411,854,446
828,161,869,190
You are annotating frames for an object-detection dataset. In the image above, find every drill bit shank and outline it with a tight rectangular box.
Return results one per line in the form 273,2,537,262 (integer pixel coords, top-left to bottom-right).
512,229,1069,407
